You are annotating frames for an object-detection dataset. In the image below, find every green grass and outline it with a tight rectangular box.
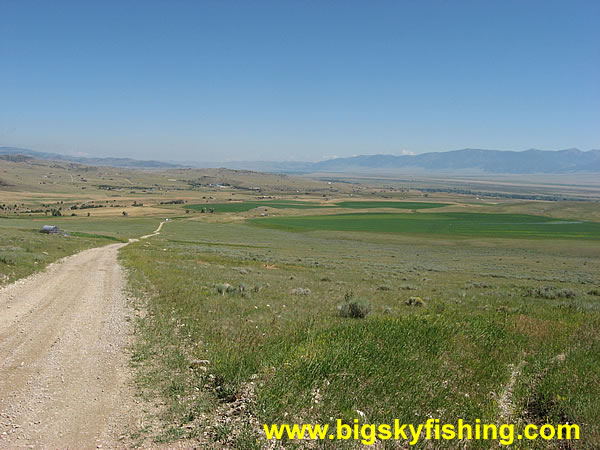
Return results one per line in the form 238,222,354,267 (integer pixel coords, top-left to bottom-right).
187,200,334,213
0,216,159,240
69,231,126,242
0,216,160,284
120,219,600,447
186,200,449,213
0,228,119,284
250,212,600,240
336,201,449,209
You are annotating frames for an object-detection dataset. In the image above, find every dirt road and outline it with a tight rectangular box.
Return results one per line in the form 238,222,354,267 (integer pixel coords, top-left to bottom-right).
0,243,138,449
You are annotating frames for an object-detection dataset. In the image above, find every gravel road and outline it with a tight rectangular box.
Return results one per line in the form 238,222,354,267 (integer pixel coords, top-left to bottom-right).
0,243,138,449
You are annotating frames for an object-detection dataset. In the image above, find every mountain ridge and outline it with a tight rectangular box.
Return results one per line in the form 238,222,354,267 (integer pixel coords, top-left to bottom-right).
0,147,182,168
1,146,599,173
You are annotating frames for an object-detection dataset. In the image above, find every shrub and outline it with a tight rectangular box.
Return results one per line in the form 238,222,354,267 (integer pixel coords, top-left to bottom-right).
406,296,425,307
588,289,600,297
226,284,237,293
291,288,311,295
399,284,417,291
216,283,232,295
0,252,17,265
238,283,249,296
464,281,494,289
526,286,577,299
338,292,371,318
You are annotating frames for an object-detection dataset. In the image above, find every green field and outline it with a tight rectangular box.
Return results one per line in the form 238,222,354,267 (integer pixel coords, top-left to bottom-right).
187,200,334,213
336,201,449,209
187,200,449,213
251,212,600,240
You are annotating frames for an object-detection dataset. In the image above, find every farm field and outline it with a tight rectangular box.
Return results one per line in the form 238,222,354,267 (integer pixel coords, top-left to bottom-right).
186,200,451,213
251,212,600,240
335,201,450,209
187,200,336,213
121,210,600,447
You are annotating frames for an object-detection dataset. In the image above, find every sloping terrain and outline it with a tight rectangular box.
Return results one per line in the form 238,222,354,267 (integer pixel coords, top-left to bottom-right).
0,243,138,448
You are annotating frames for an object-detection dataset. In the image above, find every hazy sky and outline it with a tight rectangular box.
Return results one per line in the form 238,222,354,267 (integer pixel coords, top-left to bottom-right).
1,0,599,162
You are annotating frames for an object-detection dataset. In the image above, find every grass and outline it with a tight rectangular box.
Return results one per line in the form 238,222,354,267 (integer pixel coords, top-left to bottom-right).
0,227,118,284
0,216,160,284
120,218,600,447
336,201,449,209
250,212,600,240
0,216,160,240
186,200,334,213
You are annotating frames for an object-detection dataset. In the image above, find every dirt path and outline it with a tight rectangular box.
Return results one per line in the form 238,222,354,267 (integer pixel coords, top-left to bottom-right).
0,242,140,449
139,220,166,240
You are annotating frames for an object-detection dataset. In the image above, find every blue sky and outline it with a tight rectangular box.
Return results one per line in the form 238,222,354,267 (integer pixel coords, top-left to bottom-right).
1,0,599,162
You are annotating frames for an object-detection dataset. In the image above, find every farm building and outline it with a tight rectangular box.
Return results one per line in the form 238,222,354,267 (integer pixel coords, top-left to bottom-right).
40,225,60,234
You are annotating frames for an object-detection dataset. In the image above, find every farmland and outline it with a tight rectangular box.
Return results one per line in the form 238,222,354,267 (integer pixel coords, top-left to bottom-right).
186,200,451,213
335,201,449,209
187,200,335,213
251,212,600,240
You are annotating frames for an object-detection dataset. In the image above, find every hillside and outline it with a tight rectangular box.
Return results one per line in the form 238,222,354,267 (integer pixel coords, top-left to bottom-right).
310,148,600,174
0,147,182,169
3,147,600,174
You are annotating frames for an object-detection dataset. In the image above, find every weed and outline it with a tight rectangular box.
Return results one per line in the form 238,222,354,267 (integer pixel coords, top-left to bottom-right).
338,292,371,318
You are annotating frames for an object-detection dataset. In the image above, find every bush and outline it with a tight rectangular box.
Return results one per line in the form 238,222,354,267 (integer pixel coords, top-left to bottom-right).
399,284,417,291
216,283,232,295
291,288,311,295
338,292,371,318
406,296,425,307
238,283,249,296
0,252,17,265
526,286,577,299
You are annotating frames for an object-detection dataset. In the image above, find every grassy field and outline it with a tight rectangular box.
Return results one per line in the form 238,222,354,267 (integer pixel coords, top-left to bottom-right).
121,217,600,448
0,216,160,240
250,212,600,240
187,200,335,213
0,216,160,284
0,228,114,284
186,200,450,213
335,201,449,209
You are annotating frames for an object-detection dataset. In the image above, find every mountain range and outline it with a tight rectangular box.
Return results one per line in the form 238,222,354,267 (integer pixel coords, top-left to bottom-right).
0,147,182,168
1,146,599,174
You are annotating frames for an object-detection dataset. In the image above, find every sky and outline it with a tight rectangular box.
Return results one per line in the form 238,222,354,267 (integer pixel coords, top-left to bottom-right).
1,0,599,162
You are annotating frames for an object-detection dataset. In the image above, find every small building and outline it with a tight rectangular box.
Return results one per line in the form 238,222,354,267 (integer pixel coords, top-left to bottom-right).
40,225,60,234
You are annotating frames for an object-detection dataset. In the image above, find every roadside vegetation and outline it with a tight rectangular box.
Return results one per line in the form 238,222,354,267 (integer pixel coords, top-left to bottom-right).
121,217,600,448
0,217,158,285
0,227,113,284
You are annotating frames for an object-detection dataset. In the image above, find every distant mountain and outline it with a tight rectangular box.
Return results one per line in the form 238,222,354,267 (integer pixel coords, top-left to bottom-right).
2,146,599,173
308,148,600,174
0,147,182,168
